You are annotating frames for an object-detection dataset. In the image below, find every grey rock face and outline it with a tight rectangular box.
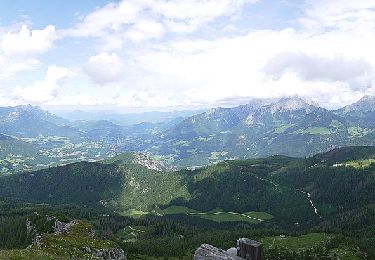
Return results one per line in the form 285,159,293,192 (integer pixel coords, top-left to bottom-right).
25,219,35,234
194,244,243,260
53,219,79,235
237,238,262,260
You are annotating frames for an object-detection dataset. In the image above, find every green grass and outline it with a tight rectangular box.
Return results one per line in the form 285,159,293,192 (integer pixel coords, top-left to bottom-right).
261,233,330,251
195,212,261,224
152,206,273,224
328,248,361,260
102,152,136,165
0,221,121,260
274,124,293,133
296,127,331,135
156,205,199,215
244,211,274,220
0,250,54,260
261,233,361,259
121,209,149,218
41,221,118,258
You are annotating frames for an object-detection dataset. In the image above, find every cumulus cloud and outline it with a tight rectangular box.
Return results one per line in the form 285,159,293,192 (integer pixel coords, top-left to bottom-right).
85,52,125,84
4,0,375,109
1,25,56,56
0,24,57,79
11,66,70,104
117,21,375,108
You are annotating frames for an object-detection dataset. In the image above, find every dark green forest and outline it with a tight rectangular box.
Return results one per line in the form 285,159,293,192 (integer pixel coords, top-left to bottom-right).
0,146,375,259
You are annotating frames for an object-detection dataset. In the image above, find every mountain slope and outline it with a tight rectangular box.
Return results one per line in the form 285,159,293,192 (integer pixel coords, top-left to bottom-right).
0,105,79,138
1,147,374,228
336,95,375,127
147,97,366,166
3,97,375,170
0,155,189,211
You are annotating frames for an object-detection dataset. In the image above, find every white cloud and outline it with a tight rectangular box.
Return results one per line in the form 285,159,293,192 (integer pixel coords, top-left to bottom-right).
5,0,375,110
263,53,373,86
124,19,165,42
1,24,56,56
115,21,375,109
63,0,258,47
301,0,375,32
0,24,57,79
85,52,125,84
11,66,70,104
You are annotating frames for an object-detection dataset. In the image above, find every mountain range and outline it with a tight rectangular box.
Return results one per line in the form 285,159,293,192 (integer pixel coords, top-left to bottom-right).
1,99,375,258
140,95,375,166
1,95,375,171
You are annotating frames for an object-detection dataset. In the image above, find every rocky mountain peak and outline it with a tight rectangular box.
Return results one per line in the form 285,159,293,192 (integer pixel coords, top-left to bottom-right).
340,95,375,113
268,96,316,113
354,95,375,106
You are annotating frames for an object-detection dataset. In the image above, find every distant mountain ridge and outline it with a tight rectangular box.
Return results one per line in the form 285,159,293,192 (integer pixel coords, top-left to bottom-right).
335,95,375,127
141,96,375,166
1,96,375,168
53,109,205,126
0,105,78,137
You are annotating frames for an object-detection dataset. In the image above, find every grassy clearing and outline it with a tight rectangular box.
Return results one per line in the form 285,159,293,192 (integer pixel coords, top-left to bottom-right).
261,233,330,251
261,233,361,259
121,209,149,218
274,124,293,133
156,205,199,215
244,211,274,220
195,212,260,224
152,205,273,224
297,127,331,135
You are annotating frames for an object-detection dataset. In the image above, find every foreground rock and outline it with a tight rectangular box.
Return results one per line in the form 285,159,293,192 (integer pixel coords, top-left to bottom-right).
194,244,244,260
194,238,262,260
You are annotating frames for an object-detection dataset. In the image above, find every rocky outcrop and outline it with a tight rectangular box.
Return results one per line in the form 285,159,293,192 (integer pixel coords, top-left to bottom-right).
25,219,35,235
194,238,262,260
133,153,175,172
53,219,79,235
237,238,261,260
26,217,125,259
194,244,243,260
26,219,42,249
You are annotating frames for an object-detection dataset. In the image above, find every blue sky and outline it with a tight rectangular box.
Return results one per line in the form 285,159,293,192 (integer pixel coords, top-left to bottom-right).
0,0,375,111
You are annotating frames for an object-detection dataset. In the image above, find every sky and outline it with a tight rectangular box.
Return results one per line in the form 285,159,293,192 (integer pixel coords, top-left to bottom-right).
0,0,375,112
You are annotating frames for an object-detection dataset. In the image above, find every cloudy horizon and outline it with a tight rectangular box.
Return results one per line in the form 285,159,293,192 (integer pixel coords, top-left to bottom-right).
1,0,375,112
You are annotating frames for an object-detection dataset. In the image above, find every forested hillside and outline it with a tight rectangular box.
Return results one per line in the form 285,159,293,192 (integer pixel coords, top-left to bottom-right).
0,147,375,258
